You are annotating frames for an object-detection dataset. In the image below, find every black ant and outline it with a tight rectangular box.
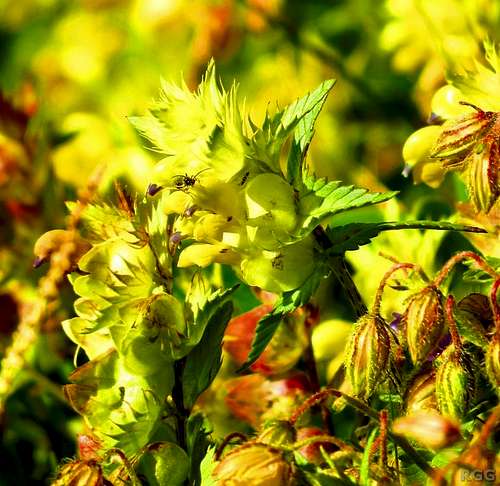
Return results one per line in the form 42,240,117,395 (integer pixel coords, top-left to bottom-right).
172,168,210,192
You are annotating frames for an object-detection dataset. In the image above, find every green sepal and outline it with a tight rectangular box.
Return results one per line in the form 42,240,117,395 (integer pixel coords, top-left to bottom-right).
138,442,190,486
238,270,322,371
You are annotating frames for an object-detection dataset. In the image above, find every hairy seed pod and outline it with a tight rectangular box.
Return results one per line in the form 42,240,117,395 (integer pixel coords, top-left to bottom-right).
404,285,445,366
435,346,475,420
392,411,461,450
257,420,296,448
345,313,391,400
405,370,438,414
485,336,500,391
213,443,294,485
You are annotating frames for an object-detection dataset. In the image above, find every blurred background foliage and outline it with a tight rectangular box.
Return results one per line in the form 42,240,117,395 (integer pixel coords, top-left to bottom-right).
0,0,499,484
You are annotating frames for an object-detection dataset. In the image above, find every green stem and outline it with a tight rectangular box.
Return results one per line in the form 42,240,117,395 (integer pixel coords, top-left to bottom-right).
172,358,189,452
313,225,367,317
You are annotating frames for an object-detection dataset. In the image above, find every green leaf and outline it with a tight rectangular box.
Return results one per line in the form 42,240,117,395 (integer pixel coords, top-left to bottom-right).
238,271,322,371
182,300,233,409
200,447,219,486
298,178,398,236
186,413,211,486
250,79,335,171
324,221,488,255
287,80,336,185
359,427,379,486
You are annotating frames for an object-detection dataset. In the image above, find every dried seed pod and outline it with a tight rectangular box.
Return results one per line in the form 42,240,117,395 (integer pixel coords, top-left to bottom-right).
51,459,109,486
485,336,500,390
344,313,391,400
392,411,461,450
435,346,475,420
403,285,445,366
213,443,294,485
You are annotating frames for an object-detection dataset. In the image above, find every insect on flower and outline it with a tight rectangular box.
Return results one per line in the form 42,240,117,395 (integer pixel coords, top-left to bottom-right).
172,168,210,192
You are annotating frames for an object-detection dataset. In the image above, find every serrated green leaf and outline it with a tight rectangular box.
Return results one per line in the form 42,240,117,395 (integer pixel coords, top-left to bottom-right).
286,79,335,185
182,300,233,409
238,271,321,371
325,221,487,255
298,180,398,236
250,79,335,171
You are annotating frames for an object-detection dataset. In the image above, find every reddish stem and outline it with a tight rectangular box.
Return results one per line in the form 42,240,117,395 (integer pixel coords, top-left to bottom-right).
379,410,389,472
434,251,498,287
490,279,500,338
446,295,462,350
215,432,248,460
373,263,417,315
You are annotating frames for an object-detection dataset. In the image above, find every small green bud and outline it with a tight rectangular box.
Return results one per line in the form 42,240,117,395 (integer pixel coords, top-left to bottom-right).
485,336,500,391
139,442,190,486
404,285,445,366
435,346,475,420
345,313,391,400
213,443,294,486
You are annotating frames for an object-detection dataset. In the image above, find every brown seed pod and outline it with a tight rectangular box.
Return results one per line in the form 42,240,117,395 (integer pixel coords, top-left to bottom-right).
344,313,391,400
403,285,445,366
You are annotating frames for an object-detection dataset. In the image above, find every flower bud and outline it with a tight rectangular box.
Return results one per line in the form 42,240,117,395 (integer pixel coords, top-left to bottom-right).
139,442,190,486
405,370,437,414
51,459,108,486
257,420,296,447
213,443,294,485
485,336,500,390
430,108,496,164
344,313,391,400
403,285,445,366
392,411,461,450
295,427,336,465
435,346,475,420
